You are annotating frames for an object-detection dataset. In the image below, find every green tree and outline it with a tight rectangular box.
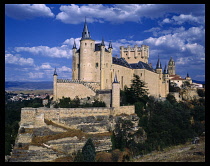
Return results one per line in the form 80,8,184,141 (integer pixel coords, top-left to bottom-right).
82,138,96,162
74,150,84,162
125,74,148,104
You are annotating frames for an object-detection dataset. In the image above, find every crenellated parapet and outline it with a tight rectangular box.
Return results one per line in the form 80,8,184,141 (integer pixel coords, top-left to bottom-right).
120,44,149,64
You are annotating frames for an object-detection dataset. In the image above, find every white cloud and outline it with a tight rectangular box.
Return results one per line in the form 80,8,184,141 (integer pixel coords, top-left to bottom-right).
55,4,204,24
28,72,44,79
5,53,34,66
39,63,52,69
160,14,205,25
5,4,54,20
15,45,72,59
58,66,72,72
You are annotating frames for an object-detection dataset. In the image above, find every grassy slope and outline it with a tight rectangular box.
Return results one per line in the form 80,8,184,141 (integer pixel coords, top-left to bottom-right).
130,136,205,162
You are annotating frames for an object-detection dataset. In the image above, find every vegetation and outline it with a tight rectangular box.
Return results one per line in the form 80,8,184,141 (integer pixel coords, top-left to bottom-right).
5,93,44,155
74,138,96,162
117,74,205,159
54,96,106,108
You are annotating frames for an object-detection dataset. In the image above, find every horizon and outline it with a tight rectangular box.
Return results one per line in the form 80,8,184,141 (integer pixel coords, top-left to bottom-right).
5,4,205,82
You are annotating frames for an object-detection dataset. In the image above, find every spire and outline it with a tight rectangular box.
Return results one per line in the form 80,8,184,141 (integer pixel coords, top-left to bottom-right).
163,63,168,74
72,39,77,49
101,37,105,46
113,74,118,83
82,17,91,39
53,67,57,76
108,41,113,49
156,55,162,69
187,72,189,77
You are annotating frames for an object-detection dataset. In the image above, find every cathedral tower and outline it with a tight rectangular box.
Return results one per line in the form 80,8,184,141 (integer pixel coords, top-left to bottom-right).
79,18,95,81
168,57,175,75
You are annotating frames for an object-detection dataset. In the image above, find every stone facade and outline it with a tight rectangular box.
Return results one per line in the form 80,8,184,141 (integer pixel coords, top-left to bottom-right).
53,21,170,102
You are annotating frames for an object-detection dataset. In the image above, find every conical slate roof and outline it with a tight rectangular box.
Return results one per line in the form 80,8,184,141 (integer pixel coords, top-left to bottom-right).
82,18,91,39
156,56,162,69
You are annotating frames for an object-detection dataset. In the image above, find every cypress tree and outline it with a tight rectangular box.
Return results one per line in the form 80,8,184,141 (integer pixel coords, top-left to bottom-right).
82,138,96,162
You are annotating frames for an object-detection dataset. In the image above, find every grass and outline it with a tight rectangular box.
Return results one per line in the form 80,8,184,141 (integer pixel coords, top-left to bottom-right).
130,136,205,162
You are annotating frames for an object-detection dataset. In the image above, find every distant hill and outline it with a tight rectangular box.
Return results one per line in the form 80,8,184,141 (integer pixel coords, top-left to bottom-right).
192,80,205,84
5,81,53,91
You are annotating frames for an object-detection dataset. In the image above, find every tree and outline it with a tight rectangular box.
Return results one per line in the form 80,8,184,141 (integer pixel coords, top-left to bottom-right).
125,74,148,104
82,138,96,162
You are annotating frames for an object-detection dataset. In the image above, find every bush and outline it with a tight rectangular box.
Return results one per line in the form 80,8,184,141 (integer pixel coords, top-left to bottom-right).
82,138,96,162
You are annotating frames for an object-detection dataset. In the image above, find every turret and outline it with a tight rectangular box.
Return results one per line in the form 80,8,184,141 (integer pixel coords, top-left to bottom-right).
53,68,58,101
155,55,162,74
108,41,113,54
112,74,120,108
72,40,79,80
81,18,91,39
185,72,192,84
100,37,106,89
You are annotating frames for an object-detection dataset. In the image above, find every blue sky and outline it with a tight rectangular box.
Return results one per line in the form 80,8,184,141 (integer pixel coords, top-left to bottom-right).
5,4,205,82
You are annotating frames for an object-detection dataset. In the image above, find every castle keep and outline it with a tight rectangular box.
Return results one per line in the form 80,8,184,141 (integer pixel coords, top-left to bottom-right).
53,20,171,104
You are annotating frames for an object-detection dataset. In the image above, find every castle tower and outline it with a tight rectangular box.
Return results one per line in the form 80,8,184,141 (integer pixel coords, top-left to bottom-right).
163,64,169,96
155,56,163,97
112,74,120,108
100,37,106,90
72,40,79,80
79,18,95,81
120,44,149,64
53,68,58,101
185,73,192,84
155,55,162,74
108,41,113,54
168,57,175,75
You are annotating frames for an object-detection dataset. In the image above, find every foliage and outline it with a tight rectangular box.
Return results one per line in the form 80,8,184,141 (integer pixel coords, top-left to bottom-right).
169,81,180,92
123,74,149,105
82,138,96,162
197,89,205,97
5,95,44,155
74,150,84,162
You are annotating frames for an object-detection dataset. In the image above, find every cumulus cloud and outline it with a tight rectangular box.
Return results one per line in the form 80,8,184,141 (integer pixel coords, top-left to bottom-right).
5,53,34,66
15,45,72,59
28,72,44,79
160,14,205,25
5,4,54,20
55,4,204,24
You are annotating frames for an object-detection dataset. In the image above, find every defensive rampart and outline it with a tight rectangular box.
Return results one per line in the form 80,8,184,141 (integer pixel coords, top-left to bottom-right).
20,106,135,128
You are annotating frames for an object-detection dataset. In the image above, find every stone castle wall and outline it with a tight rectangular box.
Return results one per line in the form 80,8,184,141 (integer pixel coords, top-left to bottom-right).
20,106,135,129
55,82,96,100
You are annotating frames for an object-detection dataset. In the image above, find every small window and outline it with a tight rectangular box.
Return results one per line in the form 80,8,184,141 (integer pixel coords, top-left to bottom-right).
141,73,142,76
96,63,98,68
85,43,87,46
77,64,79,68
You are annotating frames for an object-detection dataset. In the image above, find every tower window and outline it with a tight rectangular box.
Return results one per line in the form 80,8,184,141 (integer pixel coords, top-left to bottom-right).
95,63,98,68
85,43,87,46
77,64,79,68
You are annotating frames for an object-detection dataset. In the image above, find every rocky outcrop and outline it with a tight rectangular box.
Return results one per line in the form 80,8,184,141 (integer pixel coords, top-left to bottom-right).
9,112,144,162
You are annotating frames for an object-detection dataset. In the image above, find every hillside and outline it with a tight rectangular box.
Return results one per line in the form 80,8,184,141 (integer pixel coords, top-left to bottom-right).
5,81,53,91
130,135,205,162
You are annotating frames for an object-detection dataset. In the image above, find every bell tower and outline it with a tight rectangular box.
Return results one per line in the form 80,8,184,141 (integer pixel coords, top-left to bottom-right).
168,57,175,75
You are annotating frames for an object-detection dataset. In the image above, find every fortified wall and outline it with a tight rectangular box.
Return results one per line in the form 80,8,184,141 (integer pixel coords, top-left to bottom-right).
20,106,135,128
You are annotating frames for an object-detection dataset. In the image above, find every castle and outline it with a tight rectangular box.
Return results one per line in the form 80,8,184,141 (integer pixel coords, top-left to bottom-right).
53,20,180,105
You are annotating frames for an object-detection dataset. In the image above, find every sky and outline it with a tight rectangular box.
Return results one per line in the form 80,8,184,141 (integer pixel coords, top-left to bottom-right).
5,4,205,82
